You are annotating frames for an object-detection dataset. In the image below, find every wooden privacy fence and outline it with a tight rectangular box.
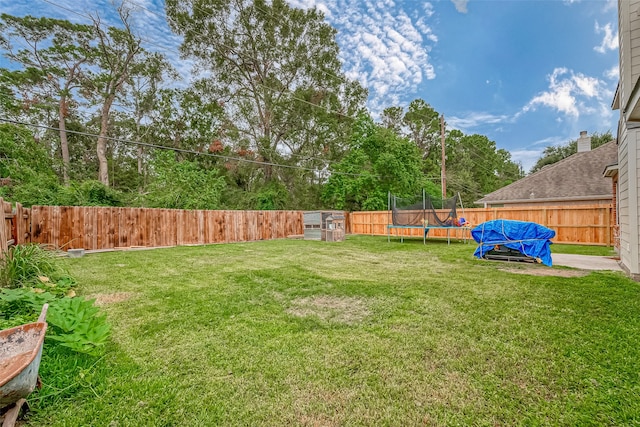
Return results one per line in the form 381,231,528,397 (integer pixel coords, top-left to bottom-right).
350,204,615,246
1,198,304,253
0,198,616,256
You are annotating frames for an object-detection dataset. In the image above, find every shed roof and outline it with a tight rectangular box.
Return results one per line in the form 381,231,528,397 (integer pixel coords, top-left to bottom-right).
476,141,617,205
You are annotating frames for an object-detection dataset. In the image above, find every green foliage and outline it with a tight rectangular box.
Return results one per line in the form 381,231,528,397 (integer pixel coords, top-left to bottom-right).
0,288,110,356
0,14,99,184
530,131,614,174
445,130,524,203
0,288,57,328
46,297,110,356
323,114,425,210
376,101,523,205
0,124,61,205
0,241,108,356
58,180,123,206
0,244,67,289
250,181,289,210
146,151,225,210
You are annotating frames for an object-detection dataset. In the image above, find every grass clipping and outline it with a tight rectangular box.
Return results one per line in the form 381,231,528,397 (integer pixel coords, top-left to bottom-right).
288,296,371,324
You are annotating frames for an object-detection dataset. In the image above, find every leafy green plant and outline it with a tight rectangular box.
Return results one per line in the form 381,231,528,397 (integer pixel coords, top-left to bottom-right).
145,151,225,210
46,297,111,356
0,244,65,289
0,287,56,329
57,180,123,207
0,287,110,356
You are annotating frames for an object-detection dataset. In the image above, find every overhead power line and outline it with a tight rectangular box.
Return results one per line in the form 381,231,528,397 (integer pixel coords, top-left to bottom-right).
0,117,378,178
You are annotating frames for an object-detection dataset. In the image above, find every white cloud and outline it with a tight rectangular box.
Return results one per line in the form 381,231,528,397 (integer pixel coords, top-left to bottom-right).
510,148,543,173
594,22,618,53
422,3,435,18
523,68,612,119
603,0,617,12
291,0,438,114
448,112,512,132
511,135,570,172
605,65,619,80
573,74,600,97
450,0,468,13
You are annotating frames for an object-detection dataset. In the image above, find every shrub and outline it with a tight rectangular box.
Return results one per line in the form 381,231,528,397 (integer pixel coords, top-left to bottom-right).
0,244,66,289
57,180,123,207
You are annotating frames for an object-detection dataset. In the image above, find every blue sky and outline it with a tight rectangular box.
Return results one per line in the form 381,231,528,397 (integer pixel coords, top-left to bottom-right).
0,0,619,172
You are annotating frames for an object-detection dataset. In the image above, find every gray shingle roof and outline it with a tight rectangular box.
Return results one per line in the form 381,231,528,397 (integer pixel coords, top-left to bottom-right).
476,141,617,205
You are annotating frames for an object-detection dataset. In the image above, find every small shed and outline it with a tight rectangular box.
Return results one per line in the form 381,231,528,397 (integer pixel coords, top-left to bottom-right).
303,211,345,242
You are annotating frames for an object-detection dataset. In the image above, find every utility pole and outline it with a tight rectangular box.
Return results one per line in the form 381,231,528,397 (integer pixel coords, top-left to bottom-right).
440,115,446,199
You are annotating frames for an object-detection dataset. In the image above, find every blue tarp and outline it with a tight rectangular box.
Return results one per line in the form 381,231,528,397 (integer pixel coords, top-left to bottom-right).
471,219,556,266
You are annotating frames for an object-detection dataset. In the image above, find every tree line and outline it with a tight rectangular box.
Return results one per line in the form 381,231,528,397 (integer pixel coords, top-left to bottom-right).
0,0,525,210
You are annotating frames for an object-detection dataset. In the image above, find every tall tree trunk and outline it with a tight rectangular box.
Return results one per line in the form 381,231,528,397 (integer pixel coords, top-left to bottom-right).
136,111,144,186
97,97,114,186
137,146,144,174
58,95,70,185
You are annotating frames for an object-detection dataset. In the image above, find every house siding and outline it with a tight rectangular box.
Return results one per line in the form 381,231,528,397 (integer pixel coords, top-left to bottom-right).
616,0,640,277
629,0,640,102
618,127,631,269
617,125,640,276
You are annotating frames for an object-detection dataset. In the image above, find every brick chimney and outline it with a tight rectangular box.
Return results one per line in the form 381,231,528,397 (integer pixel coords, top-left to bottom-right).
577,130,591,152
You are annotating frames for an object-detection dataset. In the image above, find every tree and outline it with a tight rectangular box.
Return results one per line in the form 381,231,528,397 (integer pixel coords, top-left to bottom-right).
0,14,96,184
322,114,426,211
529,131,614,174
150,84,226,155
120,51,176,183
381,106,403,133
88,5,143,186
165,0,365,189
380,99,442,177
403,99,441,162
446,131,523,203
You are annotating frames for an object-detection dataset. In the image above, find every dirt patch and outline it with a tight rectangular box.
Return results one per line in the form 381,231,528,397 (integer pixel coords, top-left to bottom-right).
287,296,371,324
500,267,588,278
91,292,136,306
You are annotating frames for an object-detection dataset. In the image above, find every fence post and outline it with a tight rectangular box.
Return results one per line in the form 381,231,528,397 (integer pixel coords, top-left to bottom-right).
606,205,612,247
0,198,8,258
14,202,30,245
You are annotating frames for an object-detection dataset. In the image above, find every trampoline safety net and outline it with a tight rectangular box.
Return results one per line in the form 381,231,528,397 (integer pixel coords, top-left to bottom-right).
390,192,458,227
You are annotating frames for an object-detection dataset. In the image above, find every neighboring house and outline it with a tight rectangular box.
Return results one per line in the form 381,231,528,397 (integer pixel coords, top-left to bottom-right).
475,134,617,208
613,0,640,278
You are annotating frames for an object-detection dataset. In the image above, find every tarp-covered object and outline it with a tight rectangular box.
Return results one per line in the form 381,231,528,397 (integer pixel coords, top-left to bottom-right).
472,219,556,266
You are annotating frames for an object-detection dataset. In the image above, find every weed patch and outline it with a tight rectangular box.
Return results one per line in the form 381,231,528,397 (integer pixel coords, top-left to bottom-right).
287,295,371,324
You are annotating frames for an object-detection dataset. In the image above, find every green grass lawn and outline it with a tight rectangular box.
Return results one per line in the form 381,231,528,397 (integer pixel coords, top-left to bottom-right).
550,244,617,257
26,236,640,426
